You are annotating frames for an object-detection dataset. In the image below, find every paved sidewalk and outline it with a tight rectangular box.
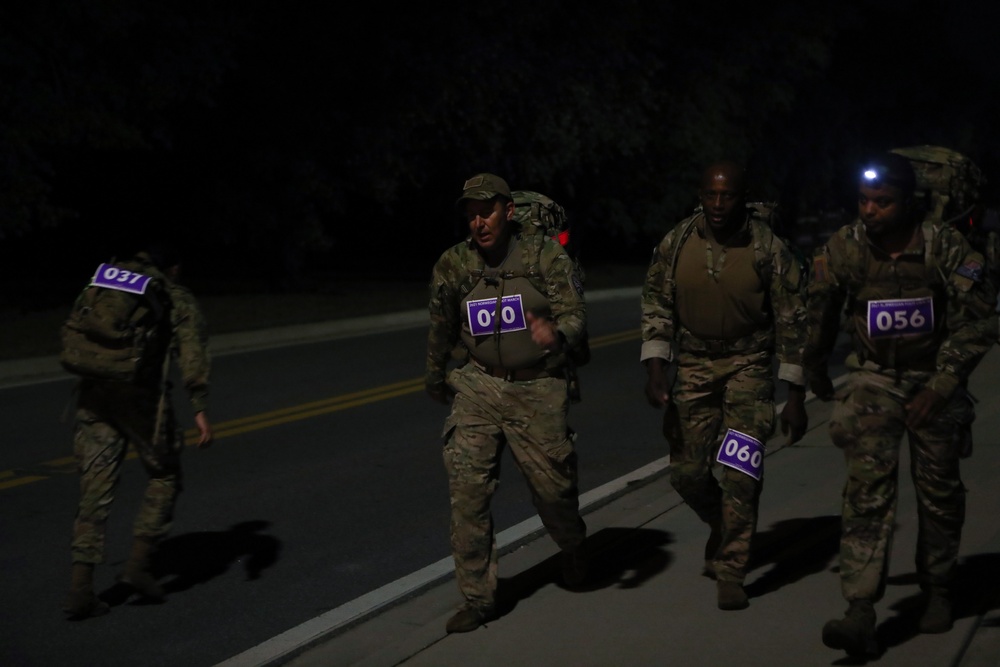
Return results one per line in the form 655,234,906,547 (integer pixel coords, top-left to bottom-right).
218,349,1000,667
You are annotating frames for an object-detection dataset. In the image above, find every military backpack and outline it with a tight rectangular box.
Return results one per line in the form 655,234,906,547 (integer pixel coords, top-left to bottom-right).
891,145,998,288
60,259,173,383
511,190,591,370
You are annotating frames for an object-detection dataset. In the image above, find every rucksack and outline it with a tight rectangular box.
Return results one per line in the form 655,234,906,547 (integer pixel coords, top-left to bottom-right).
891,145,998,286
60,259,173,383
890,145,984,225
511,189,591,371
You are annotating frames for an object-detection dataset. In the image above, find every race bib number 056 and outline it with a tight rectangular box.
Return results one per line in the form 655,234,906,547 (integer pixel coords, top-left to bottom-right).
716,429,765,481
867,296,934,339
466,294,527,336
91,263,152,295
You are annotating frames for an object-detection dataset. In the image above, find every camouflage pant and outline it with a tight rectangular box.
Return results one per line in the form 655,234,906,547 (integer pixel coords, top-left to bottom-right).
71,379,182,565
442,363,586,610
829,356,968,602
664,349,776,583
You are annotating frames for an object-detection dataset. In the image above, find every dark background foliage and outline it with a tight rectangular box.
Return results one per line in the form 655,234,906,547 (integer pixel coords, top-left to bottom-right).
2,0,999,309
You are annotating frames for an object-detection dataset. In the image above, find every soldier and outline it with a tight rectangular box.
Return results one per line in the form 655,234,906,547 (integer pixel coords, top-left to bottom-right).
641,160,808,611
426,173,588,633
63,242,213,619
806,153,997,657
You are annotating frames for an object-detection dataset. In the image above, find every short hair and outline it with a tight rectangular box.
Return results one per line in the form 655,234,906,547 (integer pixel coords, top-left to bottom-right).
859,152,917,196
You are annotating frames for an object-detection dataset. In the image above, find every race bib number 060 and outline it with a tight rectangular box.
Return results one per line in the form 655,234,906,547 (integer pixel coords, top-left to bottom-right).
91,263,152,295
716,429,765,480
867,296,934,339
466,294,527,336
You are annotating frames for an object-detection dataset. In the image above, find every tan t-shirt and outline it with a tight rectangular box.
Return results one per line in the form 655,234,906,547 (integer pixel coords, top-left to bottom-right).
674,224,767,340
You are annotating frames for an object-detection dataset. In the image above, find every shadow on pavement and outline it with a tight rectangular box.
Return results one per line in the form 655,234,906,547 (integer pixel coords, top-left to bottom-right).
495,527,674,619
745,514,841,599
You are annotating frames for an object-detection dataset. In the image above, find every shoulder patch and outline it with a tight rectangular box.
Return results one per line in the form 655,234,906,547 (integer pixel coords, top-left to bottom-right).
956,260,984,282
572,274,584,295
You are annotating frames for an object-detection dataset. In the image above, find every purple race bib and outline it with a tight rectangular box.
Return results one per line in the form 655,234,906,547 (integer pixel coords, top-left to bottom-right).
866,296,934,339
91,263,153,295
466,294,527,336
716,429,765,480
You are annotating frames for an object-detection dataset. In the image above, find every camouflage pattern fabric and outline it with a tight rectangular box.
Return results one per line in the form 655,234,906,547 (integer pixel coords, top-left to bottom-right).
427,229,587,610
805,216,997,603
69,253,211,564
829,356,970,601
805,217,997,399
640,211,807,379
71,379,182,564
664,349,776,583
426,231,586,393
441,364,585,608
641,211,805,583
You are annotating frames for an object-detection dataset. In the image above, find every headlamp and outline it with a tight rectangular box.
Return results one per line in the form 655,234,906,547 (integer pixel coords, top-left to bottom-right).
863,168,879,182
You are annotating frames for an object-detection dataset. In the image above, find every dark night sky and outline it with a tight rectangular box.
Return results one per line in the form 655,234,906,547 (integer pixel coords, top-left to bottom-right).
2,1,1000,307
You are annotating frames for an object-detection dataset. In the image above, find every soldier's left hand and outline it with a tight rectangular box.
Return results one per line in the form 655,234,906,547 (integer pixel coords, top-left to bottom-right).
526,312,561,351
780,385,808,445
194,411,213,449
905,388,945,429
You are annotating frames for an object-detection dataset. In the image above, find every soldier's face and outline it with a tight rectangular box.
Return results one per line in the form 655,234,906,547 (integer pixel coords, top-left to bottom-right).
699,169,745,236
858,183,909,236
465,199,514,253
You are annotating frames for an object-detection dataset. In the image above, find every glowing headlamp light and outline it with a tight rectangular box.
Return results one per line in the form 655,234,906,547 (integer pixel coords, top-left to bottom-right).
863,168,879,181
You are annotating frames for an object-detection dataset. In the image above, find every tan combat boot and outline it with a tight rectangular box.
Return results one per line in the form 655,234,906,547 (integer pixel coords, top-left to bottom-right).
63,563,110,620
117,537,165,600
822,599,878,657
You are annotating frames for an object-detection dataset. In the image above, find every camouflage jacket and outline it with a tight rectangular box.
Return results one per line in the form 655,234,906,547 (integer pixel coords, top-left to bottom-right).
640,211,806,385
425,231,586,392
134,252,212,413
803,217,997,398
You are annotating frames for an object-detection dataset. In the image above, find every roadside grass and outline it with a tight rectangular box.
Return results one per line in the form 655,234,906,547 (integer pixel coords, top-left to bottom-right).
0,261,647,361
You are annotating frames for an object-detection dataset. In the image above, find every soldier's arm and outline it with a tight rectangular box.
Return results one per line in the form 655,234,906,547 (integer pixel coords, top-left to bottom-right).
425,249,463,395
803,233,849,397
769,235,807,387
929,232,999,398
640,235,677,365
540,241,586,349
169,284,211,415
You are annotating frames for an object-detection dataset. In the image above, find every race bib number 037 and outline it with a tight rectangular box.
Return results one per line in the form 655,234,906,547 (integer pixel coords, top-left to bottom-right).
867,296,934,339
91,263,153,295
466,294,527,336
716,429,765,481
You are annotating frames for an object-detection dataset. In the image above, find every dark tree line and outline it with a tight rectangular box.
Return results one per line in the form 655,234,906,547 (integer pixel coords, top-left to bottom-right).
2,0,999,308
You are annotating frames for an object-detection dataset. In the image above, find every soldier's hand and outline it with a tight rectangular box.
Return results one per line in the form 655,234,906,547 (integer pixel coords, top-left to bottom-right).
905,387,945,429
427,384,454,405
780,384,808,445
194,411,213,449
526,311,561,351
644,359,670,408
809,373,835,402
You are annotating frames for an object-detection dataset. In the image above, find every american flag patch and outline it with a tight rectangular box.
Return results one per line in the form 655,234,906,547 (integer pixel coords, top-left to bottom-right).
956,260,983,282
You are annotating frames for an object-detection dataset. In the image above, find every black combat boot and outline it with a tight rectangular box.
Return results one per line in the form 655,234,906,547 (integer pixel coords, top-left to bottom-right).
822,599,878,657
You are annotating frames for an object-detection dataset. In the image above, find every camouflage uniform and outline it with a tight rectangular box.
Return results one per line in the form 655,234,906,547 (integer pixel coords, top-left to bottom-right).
641,210,806,583
805,217,997,603
71,252,210,565
426,229,587,613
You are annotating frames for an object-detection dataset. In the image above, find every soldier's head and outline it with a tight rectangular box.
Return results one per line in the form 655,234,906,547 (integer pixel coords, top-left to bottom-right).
698,161,747,239
858,153,918,237
456,173,516,261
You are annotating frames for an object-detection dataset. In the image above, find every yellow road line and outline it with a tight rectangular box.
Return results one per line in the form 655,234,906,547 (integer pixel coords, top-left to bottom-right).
3,329,642,491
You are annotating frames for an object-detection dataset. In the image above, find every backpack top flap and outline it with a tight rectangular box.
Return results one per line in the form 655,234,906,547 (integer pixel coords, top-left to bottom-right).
60,261,172,382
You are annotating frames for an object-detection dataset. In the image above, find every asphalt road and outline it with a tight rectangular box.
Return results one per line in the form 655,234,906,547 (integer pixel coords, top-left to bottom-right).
0,290,673,667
